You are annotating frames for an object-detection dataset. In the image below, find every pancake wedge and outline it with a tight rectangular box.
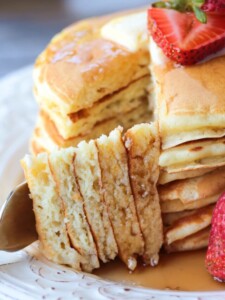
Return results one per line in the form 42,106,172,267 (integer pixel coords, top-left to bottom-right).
48,148,99,272
96,127,144,270
21,153,82,270
74,140,118,263
124,123,163,266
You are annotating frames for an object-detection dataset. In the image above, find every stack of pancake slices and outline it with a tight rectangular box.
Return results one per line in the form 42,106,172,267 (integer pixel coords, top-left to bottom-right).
22,10,225,272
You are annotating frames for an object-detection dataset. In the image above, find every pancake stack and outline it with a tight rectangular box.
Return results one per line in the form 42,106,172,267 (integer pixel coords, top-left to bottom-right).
150,41,225,252
27,9,225,256
21,123,163,272
31,11,151,154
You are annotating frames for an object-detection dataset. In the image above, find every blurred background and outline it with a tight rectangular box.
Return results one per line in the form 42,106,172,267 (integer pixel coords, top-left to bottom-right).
0,0,148,77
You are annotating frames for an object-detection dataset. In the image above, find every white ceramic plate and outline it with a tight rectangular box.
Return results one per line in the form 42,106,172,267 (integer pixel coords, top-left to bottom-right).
0,67,225,300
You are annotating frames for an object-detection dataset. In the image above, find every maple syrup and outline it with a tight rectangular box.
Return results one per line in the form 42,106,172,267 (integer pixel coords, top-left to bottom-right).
94,250,224,291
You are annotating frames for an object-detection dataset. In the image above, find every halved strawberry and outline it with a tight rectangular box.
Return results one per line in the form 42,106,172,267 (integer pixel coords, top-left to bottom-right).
206,192,225,282
202,0,225,12
148,8,225,65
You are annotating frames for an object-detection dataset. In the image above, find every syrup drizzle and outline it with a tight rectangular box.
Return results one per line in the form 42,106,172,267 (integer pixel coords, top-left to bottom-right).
94,250,224,291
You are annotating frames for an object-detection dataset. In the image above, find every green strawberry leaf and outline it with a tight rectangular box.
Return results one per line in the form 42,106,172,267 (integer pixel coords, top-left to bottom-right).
192,0,205,8
151,0,208,24
152,1,168,8
193,6,207,23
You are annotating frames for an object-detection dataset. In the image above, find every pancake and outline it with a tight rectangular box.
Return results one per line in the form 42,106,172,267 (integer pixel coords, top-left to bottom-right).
158,167,216,185
161,194,219,213
159,167,225,204
48,148,100,272
124,123,163,266
159,137,225,173
149,39,225,150
163,207,211,252
39,75,150,140
30,102,151,154
164,204,214,246
34,11,149,116
21,153,83,270
165,227,210,253
96,127,144,270
74,140,118,263
163,210,199,227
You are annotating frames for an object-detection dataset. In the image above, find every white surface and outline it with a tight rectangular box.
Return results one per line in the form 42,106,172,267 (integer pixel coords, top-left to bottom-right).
0,67,224,299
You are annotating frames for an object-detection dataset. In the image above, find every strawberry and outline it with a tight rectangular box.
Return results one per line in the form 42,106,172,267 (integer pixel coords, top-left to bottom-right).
202,0,225,12
148,8,225,65
205,192,225,282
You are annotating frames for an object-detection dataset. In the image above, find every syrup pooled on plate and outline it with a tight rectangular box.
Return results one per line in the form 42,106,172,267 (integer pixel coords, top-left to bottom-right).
94,250,224,291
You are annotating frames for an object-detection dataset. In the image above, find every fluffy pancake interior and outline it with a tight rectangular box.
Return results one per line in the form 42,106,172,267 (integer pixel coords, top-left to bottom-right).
74,140,118,263
21,153,81,270
124,123,163,266
31,102,151,154
96,127,144,270
48,148,99,272
39,76,150,140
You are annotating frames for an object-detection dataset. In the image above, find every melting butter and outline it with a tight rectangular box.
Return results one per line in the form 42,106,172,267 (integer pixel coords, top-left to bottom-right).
101,12,148,52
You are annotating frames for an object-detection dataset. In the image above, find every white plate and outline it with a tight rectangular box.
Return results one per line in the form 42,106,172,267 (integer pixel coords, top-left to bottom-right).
0,67,225,300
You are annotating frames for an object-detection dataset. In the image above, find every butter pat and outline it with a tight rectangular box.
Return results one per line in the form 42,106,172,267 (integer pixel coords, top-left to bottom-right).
101,12,148,52
149,37,169,66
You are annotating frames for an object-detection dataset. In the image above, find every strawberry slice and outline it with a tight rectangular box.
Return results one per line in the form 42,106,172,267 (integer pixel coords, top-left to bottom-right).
202,0,225,12
205,192,225,282
148,8,225,65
